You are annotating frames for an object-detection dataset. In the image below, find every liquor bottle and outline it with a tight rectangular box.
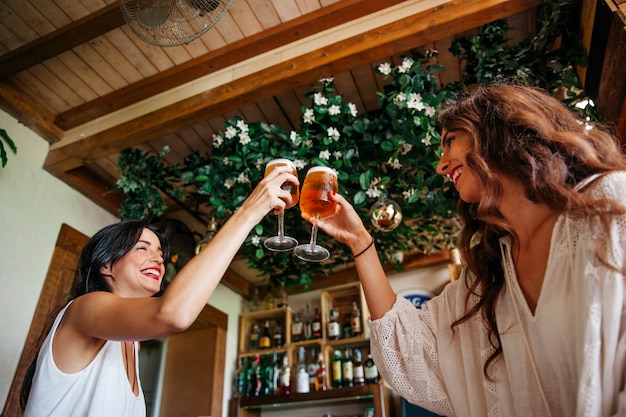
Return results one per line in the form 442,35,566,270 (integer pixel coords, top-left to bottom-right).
279,353,291,395
364,352,379,384
261,354,273,396
244,356,254,397
327,308,340,341
249,323,261,351
304,302,313,340
263,286,275,310
291,311,304,343
315,351,328,391
342,347,354,387
307,347,319,392
249,287,260,312
350,301,362,337
259,320,272,349
311,307,322,339
331,349,343,388
250,355,262,396
295,346,310,393
353,348,365,386
272,320,284,348
272,351,281,395
234,357,246,397
342,312,352,339
277,281,288,308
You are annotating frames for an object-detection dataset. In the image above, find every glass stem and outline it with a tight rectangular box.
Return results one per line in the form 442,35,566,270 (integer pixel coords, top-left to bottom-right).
309,214,320,247
276,211,285,238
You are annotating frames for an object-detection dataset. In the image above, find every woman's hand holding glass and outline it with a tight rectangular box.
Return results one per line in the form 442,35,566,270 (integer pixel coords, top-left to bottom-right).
263,159,300,252
294,166,338,262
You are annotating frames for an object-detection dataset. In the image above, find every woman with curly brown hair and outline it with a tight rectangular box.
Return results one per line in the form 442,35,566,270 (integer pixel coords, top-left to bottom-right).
306,84,626,416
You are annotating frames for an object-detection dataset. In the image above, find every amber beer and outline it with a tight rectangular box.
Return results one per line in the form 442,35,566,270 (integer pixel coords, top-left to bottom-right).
299,166,338,218
265,159,299,208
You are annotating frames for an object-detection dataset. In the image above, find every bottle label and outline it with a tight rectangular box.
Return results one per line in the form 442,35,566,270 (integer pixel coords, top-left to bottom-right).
332,360,342,382
259,336,271,349
296,370,310,393
328,322,340,338
342,362,354,380
365,365,378,379
351,317,362,334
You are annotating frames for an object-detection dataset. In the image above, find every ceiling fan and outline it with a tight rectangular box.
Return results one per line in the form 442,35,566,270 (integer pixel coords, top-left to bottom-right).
118,0,234,47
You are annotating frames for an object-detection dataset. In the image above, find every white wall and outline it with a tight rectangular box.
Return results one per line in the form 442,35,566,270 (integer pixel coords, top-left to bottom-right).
0,110,241,417
0,110,118,406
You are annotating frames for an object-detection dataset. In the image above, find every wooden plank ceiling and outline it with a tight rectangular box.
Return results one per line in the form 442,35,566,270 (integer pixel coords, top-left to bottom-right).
0,0,541,293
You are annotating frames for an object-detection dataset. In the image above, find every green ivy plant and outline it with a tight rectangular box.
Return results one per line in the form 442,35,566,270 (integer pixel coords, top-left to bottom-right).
117,0,589,289
0,128,17,168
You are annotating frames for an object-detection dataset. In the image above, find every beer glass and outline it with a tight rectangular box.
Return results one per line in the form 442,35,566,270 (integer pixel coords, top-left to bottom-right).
263,159,300,251
294,166,338,262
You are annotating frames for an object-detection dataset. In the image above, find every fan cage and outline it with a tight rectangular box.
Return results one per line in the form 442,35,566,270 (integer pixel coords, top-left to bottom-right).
119,0,233,47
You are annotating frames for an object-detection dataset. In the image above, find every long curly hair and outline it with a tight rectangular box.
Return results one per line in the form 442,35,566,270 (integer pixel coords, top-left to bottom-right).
436,84,626,378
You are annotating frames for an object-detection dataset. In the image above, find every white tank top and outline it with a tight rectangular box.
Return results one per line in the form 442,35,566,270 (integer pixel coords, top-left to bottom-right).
23,302,146,417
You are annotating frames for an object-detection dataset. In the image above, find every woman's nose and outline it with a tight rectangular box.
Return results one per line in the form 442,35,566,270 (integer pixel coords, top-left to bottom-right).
436,154,449,175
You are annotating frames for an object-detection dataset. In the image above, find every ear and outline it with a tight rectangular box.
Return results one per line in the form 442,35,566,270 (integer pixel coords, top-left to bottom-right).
100,262,113,276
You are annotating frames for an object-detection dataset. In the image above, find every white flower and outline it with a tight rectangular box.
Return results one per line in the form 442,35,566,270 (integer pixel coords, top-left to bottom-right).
255,158,264,170
212,134,223,148
392,251,404,263
236,119,248,132
424,105,436,117
329,105,341,116
348,103,358,117
303,109,315,124
251,235,261,246
303,139,313,148
402,187,416,200
398,57,414,73
314,92,328,106
421,133,433,146
225,126,238,139
366,187,381,199
290,130,298,143
366,178,381,199
293,159,306,169
224,179,235,189
223,157,230,165
393,92,407,105
407,93,425,111
388,157,402,169
399,142,412,155
327,126,340,142
239,132,251,145
332,151,343,159
237,172,250,184
319,76,334,84
319,150,331,160
378,62,392,75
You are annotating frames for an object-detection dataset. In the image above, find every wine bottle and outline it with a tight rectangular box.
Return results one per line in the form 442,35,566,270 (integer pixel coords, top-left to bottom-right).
312,307,322,339
342,347,354,387
350,301,362,337
364,352,379,384
327,308,340,341
331,349,343,388
353,348,365,386
295,346,310,393
292,311,304,343
259,320,271,349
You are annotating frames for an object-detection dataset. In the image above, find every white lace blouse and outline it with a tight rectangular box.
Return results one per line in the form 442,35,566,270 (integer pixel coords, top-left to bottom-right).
369,172,626,417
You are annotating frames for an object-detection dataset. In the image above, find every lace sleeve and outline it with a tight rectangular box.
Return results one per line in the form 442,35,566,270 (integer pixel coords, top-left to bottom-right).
369,289,457,416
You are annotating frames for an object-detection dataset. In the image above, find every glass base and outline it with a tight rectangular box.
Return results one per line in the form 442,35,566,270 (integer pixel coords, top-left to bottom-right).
294,243,330,262
264,235,298,252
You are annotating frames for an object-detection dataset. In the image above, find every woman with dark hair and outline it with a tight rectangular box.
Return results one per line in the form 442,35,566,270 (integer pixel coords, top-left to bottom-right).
21,165,299,417
306,84,626,416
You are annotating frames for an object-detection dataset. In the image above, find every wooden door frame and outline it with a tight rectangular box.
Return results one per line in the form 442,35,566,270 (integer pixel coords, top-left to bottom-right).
2,223,86,417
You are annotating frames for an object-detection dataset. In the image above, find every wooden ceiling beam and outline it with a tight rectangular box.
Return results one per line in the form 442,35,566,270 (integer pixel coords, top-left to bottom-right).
45,0,541,176
54,0,405,130
0,4,124,81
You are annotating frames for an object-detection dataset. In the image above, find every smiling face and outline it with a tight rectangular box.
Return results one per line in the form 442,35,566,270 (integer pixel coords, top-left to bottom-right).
100,228,165,297
436,129,483,203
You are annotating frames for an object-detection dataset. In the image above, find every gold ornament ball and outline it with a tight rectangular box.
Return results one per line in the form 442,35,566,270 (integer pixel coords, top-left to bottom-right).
369,197,402,232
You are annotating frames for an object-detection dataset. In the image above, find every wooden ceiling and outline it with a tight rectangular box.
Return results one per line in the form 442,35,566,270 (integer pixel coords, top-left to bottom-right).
0,0,542,294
